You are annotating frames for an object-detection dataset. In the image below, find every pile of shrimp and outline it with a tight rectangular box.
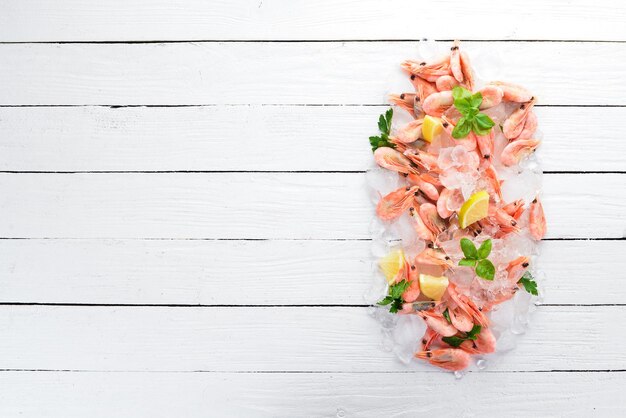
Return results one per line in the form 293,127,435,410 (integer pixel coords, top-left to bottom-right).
370,41,546,371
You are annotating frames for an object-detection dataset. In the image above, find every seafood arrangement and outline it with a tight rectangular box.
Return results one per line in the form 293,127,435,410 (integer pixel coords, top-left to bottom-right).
368,41,545,372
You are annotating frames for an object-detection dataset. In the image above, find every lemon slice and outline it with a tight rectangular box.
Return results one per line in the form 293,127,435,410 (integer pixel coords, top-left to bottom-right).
421,115,443,143
378,249,406,283
419,273,449,300
458,190,490,229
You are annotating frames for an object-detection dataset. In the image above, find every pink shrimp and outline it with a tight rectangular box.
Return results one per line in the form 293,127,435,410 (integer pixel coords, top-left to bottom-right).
447,304,474,333
507,256,530,283
422,90,454,117
410,75,438,103
389,93,420,118
515,110,538,140
529,196,547,240
392,118,423,144
435,75,458,91
410,206,435,241
500,138,541,167
420,327,440,351
503,98,537,140
401,56,451,82
476,129,495,160
404,149,440,172
419,203,446,237
419,310,458,337
373,147,417,174
415,348,471,371
492,206,520,235
459,327,496,354
402,278,421,303
446,283,489,327
483,163,503,201
414,248,454,269
489,81,534,103
459,50,474,91
450,41,463,84
502,199,525,219
478,85,504,109
407,173,440,201
376,186,419,221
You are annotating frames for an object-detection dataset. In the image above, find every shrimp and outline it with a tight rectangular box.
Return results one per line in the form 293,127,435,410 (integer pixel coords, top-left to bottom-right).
404,149,440,172
489,81,534,103
408,173,440,201
402,276,421,303
373,147,417,174
503,98,537,140
507,256,530,283
478,85,504,110
389,93,420,118
502,199,525,219
392,118,423,144
420,327,440,351
446,282,489,327
459,327,496,354
414,247,454,269
419,310,458,337
483,163,503,201
410,75,438,103
529,196,547,240
476,129,495,160
515,110,538,140
436,187,462,219
415,348,471,371
419,203,446,237
447,304,474,333
435,75,458,91
450,41,474,90
500,138,541,167
376,186,419,221
401,56,451,82
422,90,454,117
459,49,474,91
410,206,435,241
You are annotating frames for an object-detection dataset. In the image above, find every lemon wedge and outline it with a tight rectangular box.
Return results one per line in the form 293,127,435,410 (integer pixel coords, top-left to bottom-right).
421,115,443,143
458,190,490,229
419,273,449,300
378,249,406,283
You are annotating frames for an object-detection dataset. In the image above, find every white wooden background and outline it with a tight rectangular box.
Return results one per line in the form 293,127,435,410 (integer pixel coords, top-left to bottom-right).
1,1,625,416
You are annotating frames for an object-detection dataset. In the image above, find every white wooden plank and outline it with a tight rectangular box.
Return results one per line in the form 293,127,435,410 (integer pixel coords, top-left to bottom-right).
1,0,624,42
0,239,621,305
1,42,625,105
0,173,623,239
0,371,622,417
1,106,623,172
0,306,622,372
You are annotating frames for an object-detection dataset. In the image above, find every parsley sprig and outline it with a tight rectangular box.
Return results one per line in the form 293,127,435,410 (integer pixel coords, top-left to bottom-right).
451,87,495,139
518,271,538,296
369,108,395,152
442,324,482,348
458,238,496,280
377,279,409,313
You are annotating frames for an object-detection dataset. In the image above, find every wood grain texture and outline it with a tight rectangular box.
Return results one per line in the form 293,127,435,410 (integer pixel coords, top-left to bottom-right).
0,306,623,372
1,42,625,105
1,173,623,239
0,371,623,417
1,0,624,42
1,106,624,172
0,239,622,305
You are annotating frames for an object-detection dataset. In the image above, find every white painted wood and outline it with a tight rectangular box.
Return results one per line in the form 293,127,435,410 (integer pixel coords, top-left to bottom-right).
1,0,624,42
1,106,623,172
0,371,622,417
1,42,625,105
0,173,623,239
0,306,622,372
0,239,621,305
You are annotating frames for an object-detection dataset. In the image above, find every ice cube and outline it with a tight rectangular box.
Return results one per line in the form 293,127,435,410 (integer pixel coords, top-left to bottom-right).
471,48,503,82
392,314,427,365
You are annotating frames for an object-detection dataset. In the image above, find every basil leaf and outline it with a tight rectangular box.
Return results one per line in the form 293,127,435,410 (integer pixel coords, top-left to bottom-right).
454,98,472,115
460,238,478,259
451,117,472,139
458,258,477,267
476,259,495,280
378,114,388,134
452,86,472,102
442,309,452,324
466,324,482,340
469,92,483,109
474,113,495,130
472,119,492,136
477,239,492,259
442,336,465,348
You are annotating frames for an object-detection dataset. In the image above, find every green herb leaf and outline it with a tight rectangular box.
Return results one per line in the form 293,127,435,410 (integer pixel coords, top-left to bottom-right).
451,117,472,139
385,108,393,133
465,324,482,340
468,92,483,109
474,112,495,130
460,238,478,259
377,296,393,306
378,114,388,135
442,309,452,324
476,259,495,280
518,272,538,296
458,258,477,267
452,86,472,102
389,298,404,313
441,335,465,348
477,239,492,259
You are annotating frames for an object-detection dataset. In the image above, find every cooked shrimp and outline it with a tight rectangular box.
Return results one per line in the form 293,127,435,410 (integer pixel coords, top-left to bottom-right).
376,186,419,221
415,348,471,371
418,310,458,337
500,138,541,167
478,85,504,109
422,90,454,117
392,118,424,144
374,147,417,174
529,196,547,240
389,93,420,118
489,81,534,103
459,327,496,354
503,98,537,140
435,75,458,91
401,56,451,82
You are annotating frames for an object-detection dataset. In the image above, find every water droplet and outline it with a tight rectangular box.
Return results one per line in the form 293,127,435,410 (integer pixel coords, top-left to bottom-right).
454,370,466,379
418,38,439,61
336,408,346,418
476,359,487,370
